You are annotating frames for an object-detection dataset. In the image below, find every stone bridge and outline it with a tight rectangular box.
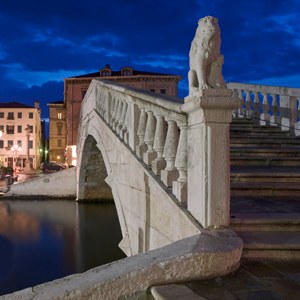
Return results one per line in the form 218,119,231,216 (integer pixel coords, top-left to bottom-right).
76,78,242,256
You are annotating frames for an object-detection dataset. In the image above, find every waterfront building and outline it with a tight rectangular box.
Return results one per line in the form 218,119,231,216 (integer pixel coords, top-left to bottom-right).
47,101,67,162
64,64,182,145
0,101,42,169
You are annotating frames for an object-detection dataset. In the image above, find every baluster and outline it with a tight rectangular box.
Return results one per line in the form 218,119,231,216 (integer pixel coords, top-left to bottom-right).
253,91,260,122
117,101,127,135
152,115,167,175
114,99,123,132
136,108,148,158
245,90,253,118
237,89,245,117
260,92,270,126
294,98,300,136
279,95,291,131
121,102,129,142
143,111,157,165
270,93,279,126
173,124,187,205
110,97,117,127
161,120,179,187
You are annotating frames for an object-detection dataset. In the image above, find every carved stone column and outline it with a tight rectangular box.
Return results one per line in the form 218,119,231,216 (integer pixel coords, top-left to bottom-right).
143,111,157,165
182,89,241,229
160,120,179,187
136,108,148,159
172,124,187,205
152,115,167,175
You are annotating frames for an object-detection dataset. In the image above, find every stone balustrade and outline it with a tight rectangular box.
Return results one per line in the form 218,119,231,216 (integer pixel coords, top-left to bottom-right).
79,80,240,229
228,82,300,135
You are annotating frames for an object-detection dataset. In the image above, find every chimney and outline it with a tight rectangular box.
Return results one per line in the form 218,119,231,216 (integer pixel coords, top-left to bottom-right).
105,64,111,69
34,101,40,109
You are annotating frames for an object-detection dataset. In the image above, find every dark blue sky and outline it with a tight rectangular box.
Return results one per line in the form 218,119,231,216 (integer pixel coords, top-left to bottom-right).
0,0,299,117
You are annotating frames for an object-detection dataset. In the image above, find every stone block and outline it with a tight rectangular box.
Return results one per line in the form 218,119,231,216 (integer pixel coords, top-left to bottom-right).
143,151,157,166
173,181,187,205
161,168,179,187
152,158,166,176
136,144,147,159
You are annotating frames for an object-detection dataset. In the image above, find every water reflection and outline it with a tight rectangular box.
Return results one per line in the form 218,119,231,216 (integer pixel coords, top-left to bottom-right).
0,200,125,296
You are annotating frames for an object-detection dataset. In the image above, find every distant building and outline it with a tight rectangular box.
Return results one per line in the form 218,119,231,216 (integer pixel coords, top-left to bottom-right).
64,65,182,145
0,101,42,169
47,101,67,162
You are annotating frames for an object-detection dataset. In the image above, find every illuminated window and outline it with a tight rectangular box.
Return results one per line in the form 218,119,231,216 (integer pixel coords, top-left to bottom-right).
58,112,62,119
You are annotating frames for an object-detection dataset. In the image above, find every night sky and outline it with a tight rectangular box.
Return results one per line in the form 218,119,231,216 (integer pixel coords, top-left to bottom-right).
0,0,299,117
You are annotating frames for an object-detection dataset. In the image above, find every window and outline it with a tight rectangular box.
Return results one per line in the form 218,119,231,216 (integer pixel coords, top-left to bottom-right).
0,141,3,148
7,112,14,120
18,112,22,118
0,125,4,131
28,125,33,133
57,112,62,120
29,112,33,118
6,125,14,134
57,125,62,135
17,140,22,147
57,139,62,147
150,89,155,92
100,70,111,77
121,68,133,76
29,140,33,149
7,140,13,148
160,89,166,94
18,125,22,133
0,112,4,118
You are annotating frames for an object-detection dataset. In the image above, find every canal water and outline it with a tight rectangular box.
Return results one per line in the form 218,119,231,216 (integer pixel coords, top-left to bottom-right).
0,200,125,296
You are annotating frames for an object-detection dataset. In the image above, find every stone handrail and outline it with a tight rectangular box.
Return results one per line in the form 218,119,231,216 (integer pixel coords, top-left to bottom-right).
228,82,300,135
79,79,188,204
78,80,240,229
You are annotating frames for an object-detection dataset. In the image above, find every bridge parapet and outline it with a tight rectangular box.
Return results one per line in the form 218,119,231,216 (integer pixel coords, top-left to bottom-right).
228,82,300,135
79,79,241,230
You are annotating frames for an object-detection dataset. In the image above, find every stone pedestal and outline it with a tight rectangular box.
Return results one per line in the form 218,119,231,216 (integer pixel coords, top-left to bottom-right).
182,89,241,229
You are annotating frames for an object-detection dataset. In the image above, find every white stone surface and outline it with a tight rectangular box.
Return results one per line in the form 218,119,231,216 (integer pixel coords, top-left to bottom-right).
0,232,242,300
77,110,202,255
3,167,76,198
188,16,226,95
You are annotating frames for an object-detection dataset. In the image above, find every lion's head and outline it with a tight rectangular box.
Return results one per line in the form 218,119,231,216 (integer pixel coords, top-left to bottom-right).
196,16,221,48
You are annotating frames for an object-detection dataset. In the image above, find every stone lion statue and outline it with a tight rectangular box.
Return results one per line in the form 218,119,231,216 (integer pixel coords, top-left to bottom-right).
188,16,226,94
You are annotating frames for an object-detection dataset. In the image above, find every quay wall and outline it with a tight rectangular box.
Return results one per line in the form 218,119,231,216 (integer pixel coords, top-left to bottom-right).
2,168,76,199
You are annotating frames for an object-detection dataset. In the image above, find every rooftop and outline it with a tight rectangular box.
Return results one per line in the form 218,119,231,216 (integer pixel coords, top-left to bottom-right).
0,101,34,109
69,65,181,79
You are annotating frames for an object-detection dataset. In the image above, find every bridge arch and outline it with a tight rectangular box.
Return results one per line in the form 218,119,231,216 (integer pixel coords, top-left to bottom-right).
77,120,130,254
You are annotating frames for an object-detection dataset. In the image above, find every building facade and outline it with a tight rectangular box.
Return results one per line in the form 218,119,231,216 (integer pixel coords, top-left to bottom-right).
0,101,42,169
47,101,67,163
64,65,182,145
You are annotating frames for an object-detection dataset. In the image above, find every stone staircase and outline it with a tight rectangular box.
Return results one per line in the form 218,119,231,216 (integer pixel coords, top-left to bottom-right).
230,118,300,260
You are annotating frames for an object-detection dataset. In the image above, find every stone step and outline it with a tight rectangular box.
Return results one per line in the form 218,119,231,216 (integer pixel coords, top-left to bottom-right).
233,230,300,260
231,156,300,167
231,135,300,143
230,130,292,138
231,171,300,183
231,182,300,197
231,147,300,158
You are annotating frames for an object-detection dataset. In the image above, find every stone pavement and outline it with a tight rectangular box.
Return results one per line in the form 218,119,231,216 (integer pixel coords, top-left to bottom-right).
153,260,300,300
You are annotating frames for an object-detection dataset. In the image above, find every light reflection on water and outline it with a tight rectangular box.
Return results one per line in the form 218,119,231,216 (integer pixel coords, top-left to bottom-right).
0,200,125,296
